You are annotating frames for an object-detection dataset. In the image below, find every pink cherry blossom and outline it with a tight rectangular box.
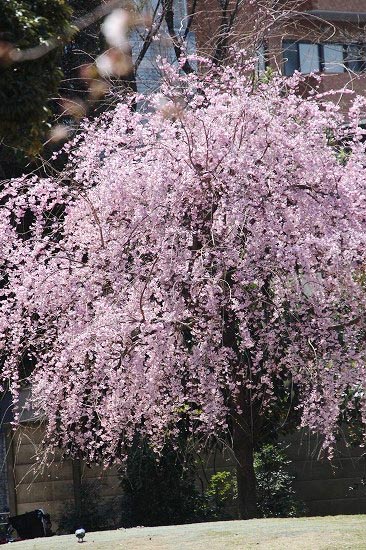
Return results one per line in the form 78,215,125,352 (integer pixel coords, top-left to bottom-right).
1,60,366,493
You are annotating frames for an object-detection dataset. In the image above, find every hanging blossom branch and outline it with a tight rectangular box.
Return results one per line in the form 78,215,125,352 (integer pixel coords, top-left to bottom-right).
2,59,366,472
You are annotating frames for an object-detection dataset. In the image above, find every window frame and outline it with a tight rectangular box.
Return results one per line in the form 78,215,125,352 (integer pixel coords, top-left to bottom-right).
282,40,366,76
298,41,321,74
257,42,268,74
344,43,366,73
321,43,345,74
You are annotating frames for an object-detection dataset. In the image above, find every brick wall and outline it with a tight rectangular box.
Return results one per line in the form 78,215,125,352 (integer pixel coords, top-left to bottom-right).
311,1,366,12
189,0,366,111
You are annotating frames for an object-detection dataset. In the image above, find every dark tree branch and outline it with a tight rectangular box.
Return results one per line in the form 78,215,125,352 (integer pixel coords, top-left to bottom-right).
135,0,165,70
163,0,194,74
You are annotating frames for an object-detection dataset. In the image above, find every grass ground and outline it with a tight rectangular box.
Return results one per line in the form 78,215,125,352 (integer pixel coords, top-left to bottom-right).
13,515,366,549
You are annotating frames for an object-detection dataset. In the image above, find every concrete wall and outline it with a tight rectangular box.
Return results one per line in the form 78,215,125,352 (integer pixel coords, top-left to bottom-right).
284,431,366,516
192,432,366,518
6,424,74,525
5,424,122,532
0,431,8,513
5,424,366,527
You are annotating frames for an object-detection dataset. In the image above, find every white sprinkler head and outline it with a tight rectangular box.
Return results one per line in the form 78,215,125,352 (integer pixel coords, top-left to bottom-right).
75,528,86,542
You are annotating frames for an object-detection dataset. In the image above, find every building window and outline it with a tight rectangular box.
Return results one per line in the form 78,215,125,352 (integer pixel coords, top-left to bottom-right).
323,43,344,73
257,43,267,74
344,44,366,72
283,41,366,75
298,43,320,74
283,42,299,76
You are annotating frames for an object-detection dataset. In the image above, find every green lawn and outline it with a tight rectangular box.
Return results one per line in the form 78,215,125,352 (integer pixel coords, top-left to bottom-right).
13,516,366,549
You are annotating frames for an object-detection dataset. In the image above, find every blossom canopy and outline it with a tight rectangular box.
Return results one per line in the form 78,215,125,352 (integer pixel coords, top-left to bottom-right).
1,62,366,463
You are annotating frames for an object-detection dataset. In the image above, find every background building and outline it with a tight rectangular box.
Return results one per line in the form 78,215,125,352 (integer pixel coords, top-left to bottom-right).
191,0,366,109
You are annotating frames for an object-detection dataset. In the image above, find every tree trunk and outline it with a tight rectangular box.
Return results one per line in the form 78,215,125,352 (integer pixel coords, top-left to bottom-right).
233,419,258,519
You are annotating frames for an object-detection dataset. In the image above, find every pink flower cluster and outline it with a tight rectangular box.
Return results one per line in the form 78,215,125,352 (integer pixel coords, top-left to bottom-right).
1,61,366,463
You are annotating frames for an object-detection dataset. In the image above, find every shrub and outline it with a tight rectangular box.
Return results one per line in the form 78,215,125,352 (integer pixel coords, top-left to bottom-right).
254,443,306,518
202,470,237,520
120,441,305,526
57,481,122,534
120,440,206,527
58,442,304,532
